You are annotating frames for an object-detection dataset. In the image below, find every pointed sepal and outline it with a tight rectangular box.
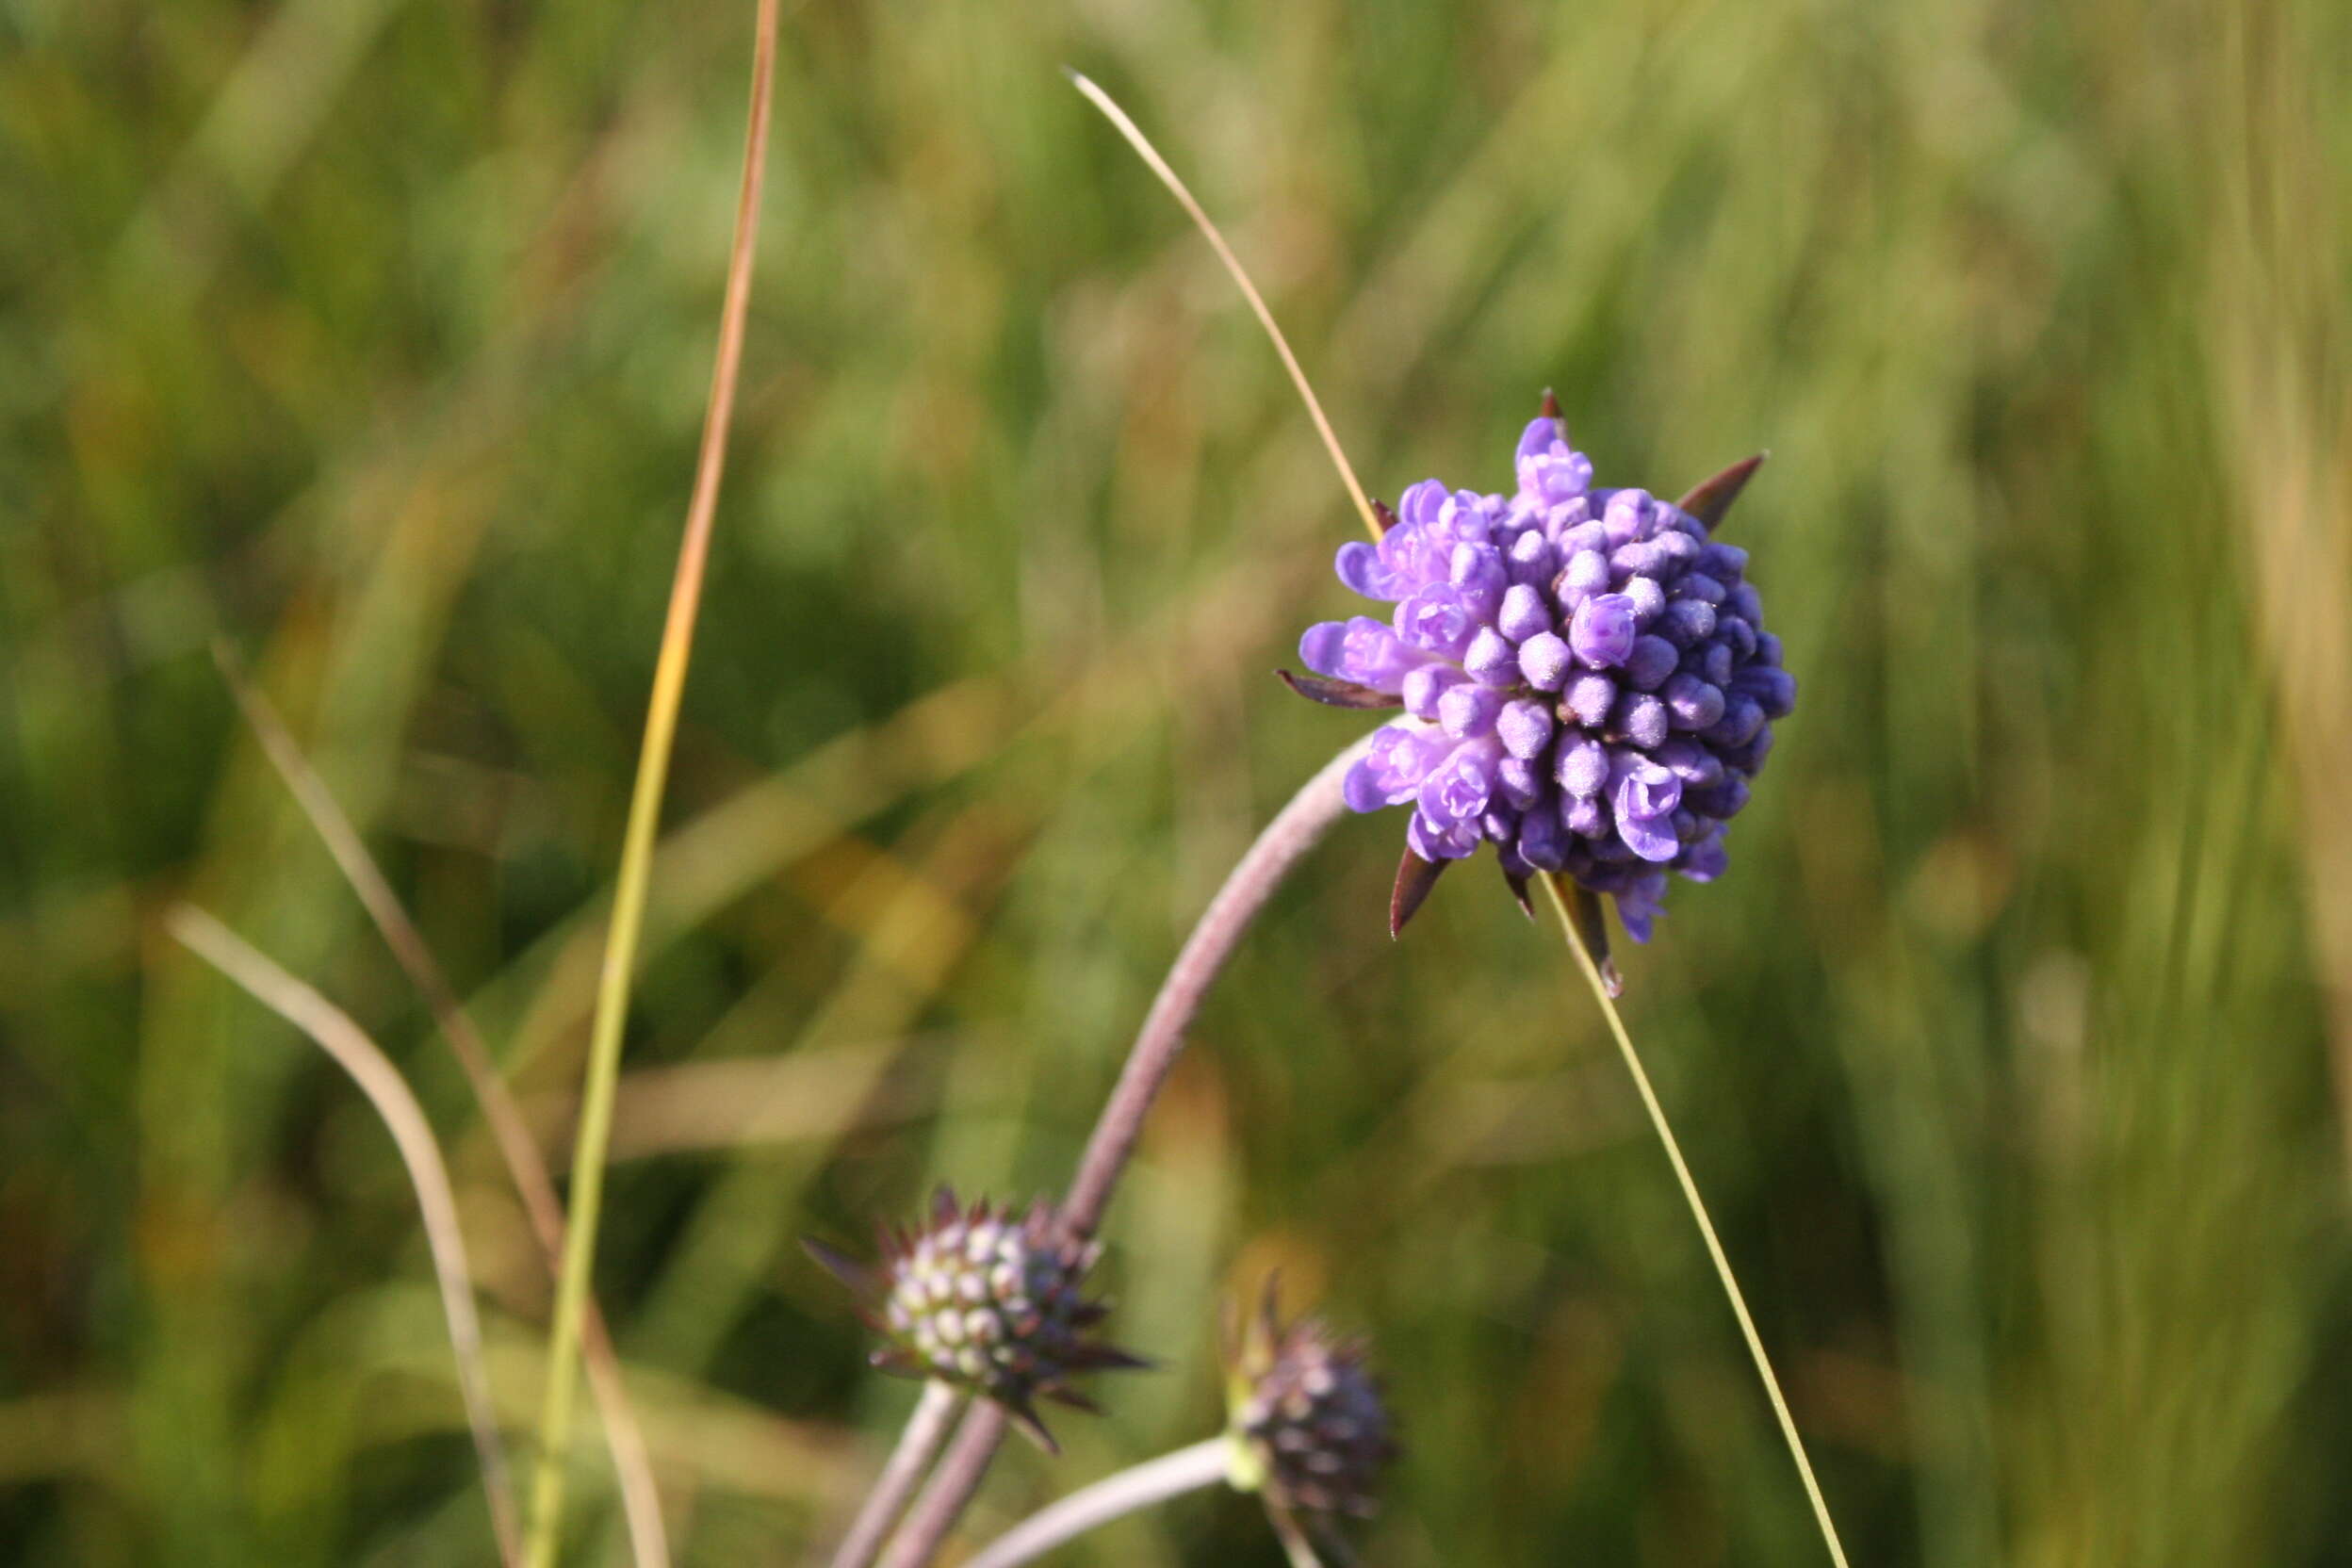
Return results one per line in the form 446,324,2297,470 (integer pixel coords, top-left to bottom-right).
1674,452,1766,532
1277,669,1405,710
802,1234,878,1298
1369,498,1397,537
1499,865,1535,921
1004,1397,1062,1455
1558,877,1624,999
1389,850,1447,939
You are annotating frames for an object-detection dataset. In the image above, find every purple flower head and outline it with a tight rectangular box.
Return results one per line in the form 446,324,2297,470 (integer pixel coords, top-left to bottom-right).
1297,397,1788,940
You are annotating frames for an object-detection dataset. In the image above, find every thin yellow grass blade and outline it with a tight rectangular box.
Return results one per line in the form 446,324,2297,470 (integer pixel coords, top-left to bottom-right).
1069,71,1381,542
525,1,781,1562
166,905,523,1568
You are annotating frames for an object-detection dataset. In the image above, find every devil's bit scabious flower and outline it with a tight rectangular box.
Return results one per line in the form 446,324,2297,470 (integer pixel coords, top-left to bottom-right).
1222,1281,1396,1521
1283,397,1790,939
807,1188,1143,1450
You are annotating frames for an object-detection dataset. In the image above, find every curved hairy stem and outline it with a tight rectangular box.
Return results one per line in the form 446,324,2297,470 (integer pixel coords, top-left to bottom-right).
867,736,1370,1567
524,3,779,1563
1539,874,1852,1568
874,1403,1006,1568
825,1381,965,1568
1063,733,1373,1233
959,1439,1230,1568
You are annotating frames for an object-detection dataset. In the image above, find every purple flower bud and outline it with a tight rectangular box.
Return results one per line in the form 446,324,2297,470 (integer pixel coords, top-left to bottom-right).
1611,692,1669,749
1723,726,1774,774
1560,520,1609,556
1700,543,1748,580
1497,698,1555,760
1557,736,1609,797
1614,874,1667,942
1516,419,1595,506
1704,694,1766,748
1686,776,1752,819
1756,630,1784,667
1681,832,1729,883
1506,530,1555,587
1344,723,1447,811
1409,808,1478,861
1301,616,1425,692
1563,671,1616,728
1569,594,1638,668
1335,541,1405,600
1610,751,1684,838
1518,631,1573,691
1514,416,1560,472
1677,573,1727,606
1417,740,1500,826
1655,738,1723,788
1495,755,1544,809
1564,793,1609,838
1658,597,1717,647
1497,583,1551,643
1437,489,1496,545
1449,542,1508,612
1438,682,1502,740
1624,634,1679,691
1462,626,1519,685
1662,672,1726,731
1518,807,1568,872
1401,663,1465,721
1652,531,1701,570
1694,639,1735,686
1610,541,1665,580
1623,575,1667,622
1601,489,1653,545
1396,587,1477,658
1397,479,1447,531
1732,665,1798,718
1560,549,1612,601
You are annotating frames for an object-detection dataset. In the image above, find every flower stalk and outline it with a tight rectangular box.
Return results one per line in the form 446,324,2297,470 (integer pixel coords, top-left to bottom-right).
1540,873,1851,1568
957,1438,1233,1568
862,735,1372,1566
825,1381,966,1568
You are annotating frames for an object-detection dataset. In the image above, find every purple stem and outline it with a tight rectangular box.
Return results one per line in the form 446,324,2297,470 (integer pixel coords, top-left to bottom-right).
870,734,1371,1567
1062,733,1372,1235
874,1404,1008,1568
825,1380,964,1568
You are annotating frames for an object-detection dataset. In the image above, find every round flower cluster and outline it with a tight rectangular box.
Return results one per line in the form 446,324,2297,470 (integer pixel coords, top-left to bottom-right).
1223,1282,1395,1519
811,1188,1140,1449
1291,407,1793,939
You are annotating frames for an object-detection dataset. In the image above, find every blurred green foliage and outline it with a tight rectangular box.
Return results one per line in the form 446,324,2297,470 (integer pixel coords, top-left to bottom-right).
3,0,2349,1563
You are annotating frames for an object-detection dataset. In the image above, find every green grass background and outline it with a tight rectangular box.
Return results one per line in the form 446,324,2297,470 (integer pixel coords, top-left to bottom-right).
4,0,2349,1562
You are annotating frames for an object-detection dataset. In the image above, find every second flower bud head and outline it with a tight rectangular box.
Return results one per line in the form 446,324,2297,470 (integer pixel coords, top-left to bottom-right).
1222,1279,1396,1522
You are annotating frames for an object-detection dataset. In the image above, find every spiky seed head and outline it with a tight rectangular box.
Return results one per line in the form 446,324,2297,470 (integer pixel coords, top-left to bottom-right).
806,1187,1143,1450
1222,1278,1396,1519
